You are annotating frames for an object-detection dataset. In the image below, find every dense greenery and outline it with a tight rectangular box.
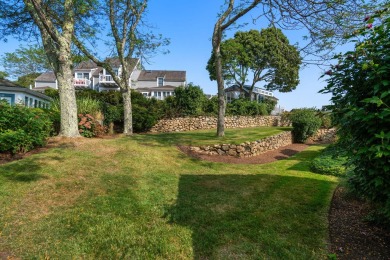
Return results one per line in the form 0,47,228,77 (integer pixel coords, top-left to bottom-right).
0,101,52,154
207,28,301,94
46,85,276,134
321,10,390,224
310,145,347,176
288,108,322,143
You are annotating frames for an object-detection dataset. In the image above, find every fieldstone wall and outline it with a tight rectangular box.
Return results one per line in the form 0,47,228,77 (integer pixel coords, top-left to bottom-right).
307,128,337,143
189,131,293,158
150,116,290,133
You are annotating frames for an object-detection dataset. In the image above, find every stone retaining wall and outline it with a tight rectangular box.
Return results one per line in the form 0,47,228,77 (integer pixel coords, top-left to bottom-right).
307,128,337,143
189,131,293,158
188,128,337,158
150,115,289,133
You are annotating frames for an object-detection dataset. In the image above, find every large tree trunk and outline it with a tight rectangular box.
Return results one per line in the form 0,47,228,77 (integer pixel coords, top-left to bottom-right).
53,37,80,137
56,66,80,137
122,87,133,135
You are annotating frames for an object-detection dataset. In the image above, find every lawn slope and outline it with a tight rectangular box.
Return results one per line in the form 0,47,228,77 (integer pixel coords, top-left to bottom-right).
0,133,336,259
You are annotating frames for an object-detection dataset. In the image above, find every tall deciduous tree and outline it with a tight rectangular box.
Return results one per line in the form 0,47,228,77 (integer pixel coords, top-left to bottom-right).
0,0,97,137
1,45,51,78
73,0,168,135
207,28,301,98
211,0,381,137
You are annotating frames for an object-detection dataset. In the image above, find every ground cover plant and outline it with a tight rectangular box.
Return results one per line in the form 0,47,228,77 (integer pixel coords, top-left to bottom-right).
0,127,337,259
310,145,347,176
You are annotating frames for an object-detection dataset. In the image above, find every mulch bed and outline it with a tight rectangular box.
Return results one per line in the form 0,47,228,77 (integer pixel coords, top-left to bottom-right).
329,186,390,259
1,140,389,259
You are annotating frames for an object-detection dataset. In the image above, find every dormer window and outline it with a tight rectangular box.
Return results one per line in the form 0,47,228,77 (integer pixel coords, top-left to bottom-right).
76,72,89,79
158,77,164,86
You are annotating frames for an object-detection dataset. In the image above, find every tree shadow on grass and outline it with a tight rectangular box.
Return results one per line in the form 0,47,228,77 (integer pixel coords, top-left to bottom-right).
165,173,335,259
0,154,64,182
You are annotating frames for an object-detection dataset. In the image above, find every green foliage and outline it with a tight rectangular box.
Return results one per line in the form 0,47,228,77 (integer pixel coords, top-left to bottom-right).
0,71,9,79
168,84,207,116
263,97,278,115
207,28,301,93
0,101,52,154
321,10,390,224
44,88,60,99
226,98,268,116
0,45,51,78
310,145,347,176
203,96,219,115
289,108,322,143
0,129,33,154
15,72,42,88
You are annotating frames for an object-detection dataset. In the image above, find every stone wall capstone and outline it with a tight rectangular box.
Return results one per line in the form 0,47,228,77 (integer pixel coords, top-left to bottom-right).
150,115,290,133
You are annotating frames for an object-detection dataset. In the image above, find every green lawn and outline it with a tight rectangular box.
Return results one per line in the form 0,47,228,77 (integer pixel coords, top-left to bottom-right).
134,126,292,146
0,128,337,259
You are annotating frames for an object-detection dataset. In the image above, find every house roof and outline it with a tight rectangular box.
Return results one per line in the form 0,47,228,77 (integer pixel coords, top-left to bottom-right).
138,70,186,82
0,79,52,101
35,71,56,82
74,61,98,70
104,57,139,71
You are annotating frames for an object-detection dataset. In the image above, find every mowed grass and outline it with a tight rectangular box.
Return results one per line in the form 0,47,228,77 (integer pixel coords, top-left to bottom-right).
133,126,292,146
0,129,337,259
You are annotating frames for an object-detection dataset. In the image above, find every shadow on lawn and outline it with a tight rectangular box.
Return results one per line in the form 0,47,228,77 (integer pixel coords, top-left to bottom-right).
0,153,65,182
166,173,334,259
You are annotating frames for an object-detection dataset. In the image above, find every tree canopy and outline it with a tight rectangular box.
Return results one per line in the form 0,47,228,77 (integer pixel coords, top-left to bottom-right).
207,28,301,95
0,45,51,78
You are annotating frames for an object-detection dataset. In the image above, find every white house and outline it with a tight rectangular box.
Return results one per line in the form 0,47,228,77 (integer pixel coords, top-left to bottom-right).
0,79,51,108
34,58,187,100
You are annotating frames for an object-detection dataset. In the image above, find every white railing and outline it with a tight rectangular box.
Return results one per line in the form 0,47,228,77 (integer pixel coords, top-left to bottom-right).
99,75,115,82
73,78,91,87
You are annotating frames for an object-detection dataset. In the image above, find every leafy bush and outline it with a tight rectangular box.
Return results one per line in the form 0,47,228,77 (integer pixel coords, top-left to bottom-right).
0,101,52,154
0,129,33,154
321,11,390,224
226,98,268,116
289,108,322,143
310,145,347,176
168,84,207,116
78,114,106,138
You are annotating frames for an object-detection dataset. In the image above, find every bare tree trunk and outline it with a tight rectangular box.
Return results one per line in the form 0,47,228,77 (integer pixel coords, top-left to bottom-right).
215,49,226,137
122,87,133,135
56,66,80,137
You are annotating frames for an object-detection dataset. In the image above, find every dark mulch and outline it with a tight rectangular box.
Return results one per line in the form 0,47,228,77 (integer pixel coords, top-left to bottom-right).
329,186,390,259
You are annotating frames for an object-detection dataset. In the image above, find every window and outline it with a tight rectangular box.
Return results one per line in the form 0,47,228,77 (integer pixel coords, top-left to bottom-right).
114,69,119,76
25,97,29,107
158,77,164,86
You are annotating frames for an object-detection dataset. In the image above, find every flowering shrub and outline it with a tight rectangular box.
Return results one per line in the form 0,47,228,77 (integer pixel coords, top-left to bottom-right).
78,113,106,138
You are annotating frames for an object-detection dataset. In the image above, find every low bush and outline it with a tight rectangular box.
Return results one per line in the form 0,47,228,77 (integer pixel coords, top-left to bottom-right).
289,108,322,143
226,98,268,116
78,114,106,138
310,145,347,176
0,101,52,154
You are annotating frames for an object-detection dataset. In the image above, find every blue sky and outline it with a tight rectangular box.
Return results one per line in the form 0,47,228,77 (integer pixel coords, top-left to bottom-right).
0,0,353,110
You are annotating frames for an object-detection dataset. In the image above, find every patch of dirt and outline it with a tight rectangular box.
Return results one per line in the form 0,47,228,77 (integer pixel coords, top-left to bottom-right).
178,143,309,164
329,186,390,259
